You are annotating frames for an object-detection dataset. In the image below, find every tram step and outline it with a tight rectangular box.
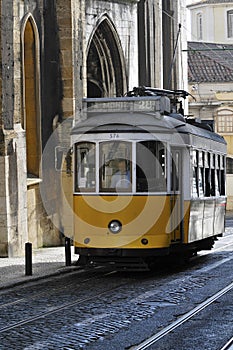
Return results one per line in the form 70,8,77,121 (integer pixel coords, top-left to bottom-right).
87,257,150,271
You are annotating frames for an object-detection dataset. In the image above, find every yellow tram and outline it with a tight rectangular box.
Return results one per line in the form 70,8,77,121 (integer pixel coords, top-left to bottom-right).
71,88,227,269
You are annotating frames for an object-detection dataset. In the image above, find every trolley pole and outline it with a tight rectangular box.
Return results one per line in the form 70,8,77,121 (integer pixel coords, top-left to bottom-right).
65,237,71,266
25,242,32,276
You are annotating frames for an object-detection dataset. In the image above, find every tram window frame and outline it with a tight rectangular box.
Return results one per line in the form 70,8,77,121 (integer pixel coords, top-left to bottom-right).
99,141,132,193
192,150,225,198
192,150,198,198
220,155,226,196
204,152,211,197
210,153,216,196
192,150,206,198
214,154,220,197
198,151,204,197
171,150,180,192
74,142,96,192
136,141,167,193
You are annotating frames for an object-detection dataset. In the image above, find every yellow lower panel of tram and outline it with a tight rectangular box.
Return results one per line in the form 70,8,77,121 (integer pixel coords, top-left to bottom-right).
73,195,179,249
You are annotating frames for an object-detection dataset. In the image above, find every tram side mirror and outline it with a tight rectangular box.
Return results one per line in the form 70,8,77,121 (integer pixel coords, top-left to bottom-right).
55,146,73,175
55,146,64,171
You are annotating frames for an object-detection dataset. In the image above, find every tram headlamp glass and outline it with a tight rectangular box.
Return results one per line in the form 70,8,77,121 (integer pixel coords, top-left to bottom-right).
141,238,148,245
108,220,122,234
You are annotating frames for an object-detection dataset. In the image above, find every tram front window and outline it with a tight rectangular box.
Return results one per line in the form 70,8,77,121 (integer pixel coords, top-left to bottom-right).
75,142,96,192
136,141,166,192
99,141,132,192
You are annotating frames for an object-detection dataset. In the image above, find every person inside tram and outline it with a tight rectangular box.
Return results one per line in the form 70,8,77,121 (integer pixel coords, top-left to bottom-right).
110,158,131,189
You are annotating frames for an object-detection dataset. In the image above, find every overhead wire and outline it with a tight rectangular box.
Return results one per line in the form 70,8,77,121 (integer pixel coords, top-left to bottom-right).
154,1,233,66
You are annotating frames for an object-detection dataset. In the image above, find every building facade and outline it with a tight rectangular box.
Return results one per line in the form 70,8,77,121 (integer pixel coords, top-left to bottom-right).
188,0,233,43
0,0,187,257
187,1,233,209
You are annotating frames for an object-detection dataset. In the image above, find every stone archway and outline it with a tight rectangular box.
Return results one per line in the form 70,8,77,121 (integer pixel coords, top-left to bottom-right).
87,17,127,98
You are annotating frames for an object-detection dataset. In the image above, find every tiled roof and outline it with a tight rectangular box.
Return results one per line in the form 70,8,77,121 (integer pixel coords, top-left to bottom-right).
188,42,233,82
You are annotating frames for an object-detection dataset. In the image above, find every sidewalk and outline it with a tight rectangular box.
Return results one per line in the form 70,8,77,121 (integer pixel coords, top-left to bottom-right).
0,246,80,290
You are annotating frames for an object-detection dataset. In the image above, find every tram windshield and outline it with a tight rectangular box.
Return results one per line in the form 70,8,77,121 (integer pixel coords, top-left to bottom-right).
99,141,132,192
74,140,167,193
136,141,166,192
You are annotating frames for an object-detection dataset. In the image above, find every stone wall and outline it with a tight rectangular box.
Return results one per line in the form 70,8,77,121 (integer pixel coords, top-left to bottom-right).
0,126,28,257
0,0,65,256
0,0,28,257
57,0,74,120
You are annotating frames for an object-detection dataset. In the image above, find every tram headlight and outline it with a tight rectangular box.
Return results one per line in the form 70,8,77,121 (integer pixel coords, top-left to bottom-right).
108,220,122,234
141,238,148,245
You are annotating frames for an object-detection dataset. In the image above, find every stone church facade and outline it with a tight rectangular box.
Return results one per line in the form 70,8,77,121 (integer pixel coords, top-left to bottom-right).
0,0,187,257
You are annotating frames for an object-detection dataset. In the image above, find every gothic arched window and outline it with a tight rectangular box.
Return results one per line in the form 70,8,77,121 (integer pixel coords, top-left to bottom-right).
22,16,41,177
87,17,126,98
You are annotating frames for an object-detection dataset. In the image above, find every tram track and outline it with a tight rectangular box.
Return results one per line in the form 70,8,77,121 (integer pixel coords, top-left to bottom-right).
1,253,231,346
130,281,233,350
0,267,109,310
0,268,129,337
0,279,125,334
220,336,233,350
0,233,232,349
0,238,227,310
0,247,231,314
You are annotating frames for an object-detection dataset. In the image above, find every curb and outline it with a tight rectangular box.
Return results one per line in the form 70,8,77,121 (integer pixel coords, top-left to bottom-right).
0,264,83,291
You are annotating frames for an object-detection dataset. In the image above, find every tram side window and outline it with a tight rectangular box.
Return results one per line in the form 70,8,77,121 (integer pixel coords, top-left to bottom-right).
209,153,221,196
198,151,204,197
136,141,166,192
191,150,205,197
215,154,220,197
209,154,222,197
99,141,132,192
220,156,226,196
213,154,226,196
75,142,96,192
192,151,225,198
204,152,211,197
171,150,179,192
192,150,198,198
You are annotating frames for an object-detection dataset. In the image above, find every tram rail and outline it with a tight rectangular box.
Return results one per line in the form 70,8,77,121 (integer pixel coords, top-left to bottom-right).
220,337,233,350
0,267,108,309
0,270,121,334
130,281,233,350
0,252,232,338
0,230,232,348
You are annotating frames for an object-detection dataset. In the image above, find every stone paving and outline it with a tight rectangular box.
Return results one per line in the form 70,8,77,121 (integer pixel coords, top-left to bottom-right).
0,246,79,290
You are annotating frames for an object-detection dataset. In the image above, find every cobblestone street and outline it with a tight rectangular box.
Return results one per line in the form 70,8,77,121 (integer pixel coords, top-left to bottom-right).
0,216,232,350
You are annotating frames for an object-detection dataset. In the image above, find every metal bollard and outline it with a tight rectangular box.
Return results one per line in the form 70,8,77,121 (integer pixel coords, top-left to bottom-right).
25,242,32,276
65,237,71,266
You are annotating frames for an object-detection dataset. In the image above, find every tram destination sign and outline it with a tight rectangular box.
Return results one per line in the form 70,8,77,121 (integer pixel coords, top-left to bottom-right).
82,96,170,119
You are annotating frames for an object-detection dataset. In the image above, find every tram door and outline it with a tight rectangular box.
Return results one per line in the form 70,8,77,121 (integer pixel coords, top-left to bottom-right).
170,148,183,242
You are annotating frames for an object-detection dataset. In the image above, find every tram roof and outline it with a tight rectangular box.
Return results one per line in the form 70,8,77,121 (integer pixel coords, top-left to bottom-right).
177,120,226,144
71,112,181,134
71,112,226,145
